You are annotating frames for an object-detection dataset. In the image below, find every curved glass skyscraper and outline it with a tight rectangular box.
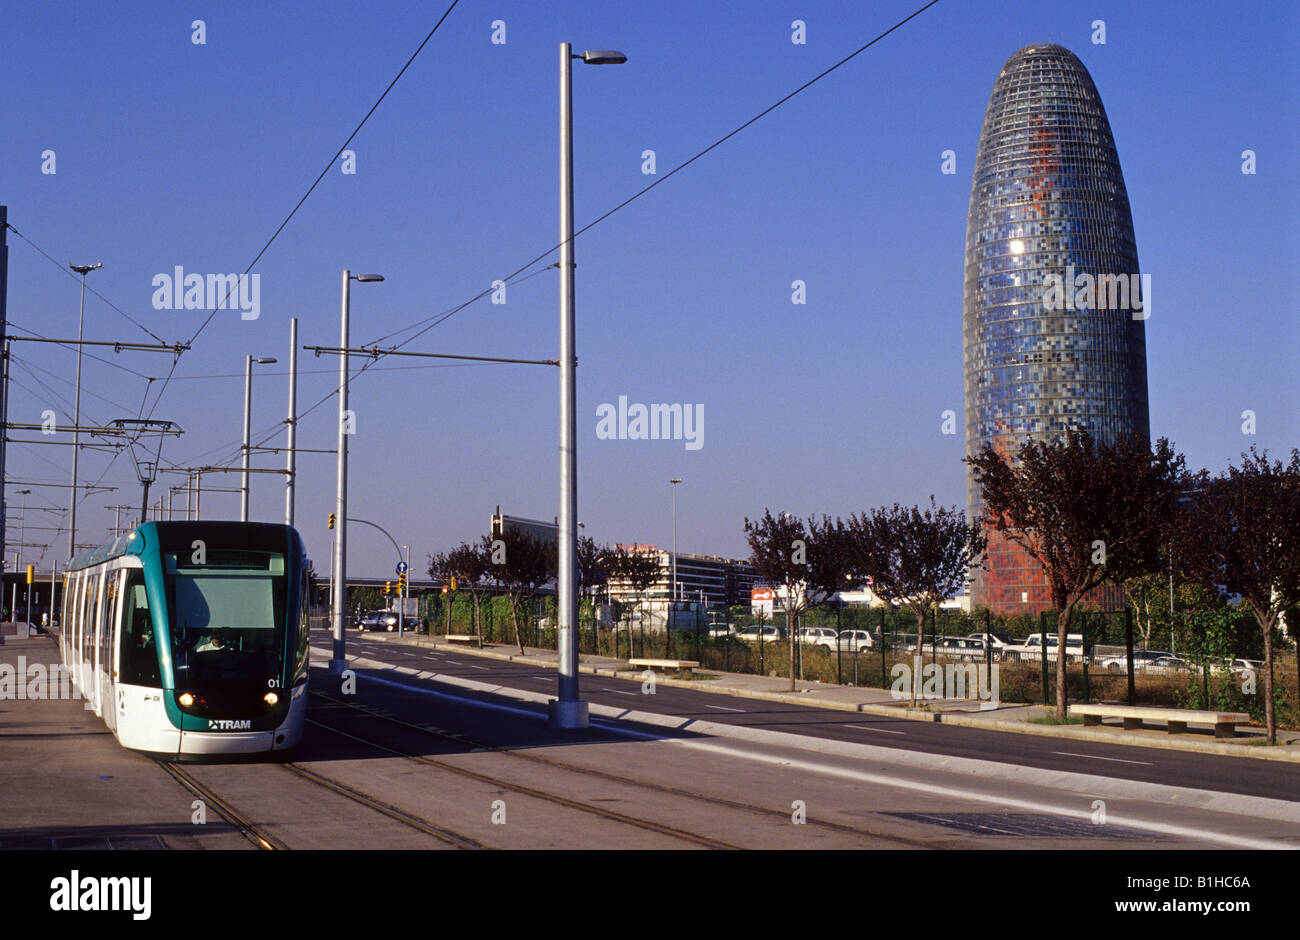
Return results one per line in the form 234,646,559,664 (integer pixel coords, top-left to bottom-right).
963,44,1150,614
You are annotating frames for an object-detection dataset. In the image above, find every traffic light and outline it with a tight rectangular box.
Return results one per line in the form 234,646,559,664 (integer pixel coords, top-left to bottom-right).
327,512,336,530
397,573,407,593
449,576,457,591
384,580,392,595
26,565,33,585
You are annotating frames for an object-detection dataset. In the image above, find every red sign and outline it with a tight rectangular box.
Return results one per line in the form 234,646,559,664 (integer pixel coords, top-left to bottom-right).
751,588,773,601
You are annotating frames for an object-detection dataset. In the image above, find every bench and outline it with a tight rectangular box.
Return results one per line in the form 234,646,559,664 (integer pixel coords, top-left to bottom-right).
442,634,483,647
628,658,700,675
1069,704,1250,739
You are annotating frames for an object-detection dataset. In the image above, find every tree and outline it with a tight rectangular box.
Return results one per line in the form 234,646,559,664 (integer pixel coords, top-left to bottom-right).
967,430,1185,720
488,530,556,655
1172,448,1300,743
744,510,850,692
606,545,661,656
848,498,986,705
576,536,611,641
426,551,455,634
444,540,492,638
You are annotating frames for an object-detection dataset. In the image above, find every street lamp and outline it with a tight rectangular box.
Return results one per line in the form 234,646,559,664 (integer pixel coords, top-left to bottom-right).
550,41,627,731
670,477,682,631
330,271,384,676
14,489,30,570
241,355,278,522
67,261,102,561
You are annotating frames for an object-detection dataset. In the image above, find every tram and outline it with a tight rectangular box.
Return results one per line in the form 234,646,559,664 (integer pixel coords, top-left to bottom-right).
57,521,309,757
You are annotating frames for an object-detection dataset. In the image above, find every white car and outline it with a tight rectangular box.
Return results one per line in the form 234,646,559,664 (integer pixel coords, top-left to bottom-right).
1001,633,1085,663
736,625,784,643
1100,649,1174,673
795,627,839,650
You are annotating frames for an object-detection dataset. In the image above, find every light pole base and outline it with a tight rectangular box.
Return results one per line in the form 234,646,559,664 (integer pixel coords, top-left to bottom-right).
546,699,589,729
327,658,349,676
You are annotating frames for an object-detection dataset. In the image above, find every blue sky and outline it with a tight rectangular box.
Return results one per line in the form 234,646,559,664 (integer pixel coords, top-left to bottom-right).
1,0,1295,576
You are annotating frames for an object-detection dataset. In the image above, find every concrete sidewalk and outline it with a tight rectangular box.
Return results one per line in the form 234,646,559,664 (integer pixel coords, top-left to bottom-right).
354,630,1300,761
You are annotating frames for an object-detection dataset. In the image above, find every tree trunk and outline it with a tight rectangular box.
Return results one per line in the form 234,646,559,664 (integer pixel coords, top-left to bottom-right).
1257,605,1276,744
510,597,526,655
788,602,796,692
913,607,925,706
1056,602,1076,721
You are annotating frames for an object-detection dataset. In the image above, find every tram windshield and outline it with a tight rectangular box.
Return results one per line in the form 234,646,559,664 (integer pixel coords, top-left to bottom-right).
166,550,287,680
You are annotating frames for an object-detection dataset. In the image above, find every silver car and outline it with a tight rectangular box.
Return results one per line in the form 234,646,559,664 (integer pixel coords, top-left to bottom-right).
835,629,876,653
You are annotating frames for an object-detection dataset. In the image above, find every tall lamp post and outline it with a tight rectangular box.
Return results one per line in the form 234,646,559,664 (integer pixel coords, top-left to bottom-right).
669,477,682,635
67,261,102,561
241,355,277,521
549,42,627,730
285,317,298,527
329,271,384,676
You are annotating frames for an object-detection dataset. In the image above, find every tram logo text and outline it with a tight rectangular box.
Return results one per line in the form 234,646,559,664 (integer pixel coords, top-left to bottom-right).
49,870,151,920
208,718,251,730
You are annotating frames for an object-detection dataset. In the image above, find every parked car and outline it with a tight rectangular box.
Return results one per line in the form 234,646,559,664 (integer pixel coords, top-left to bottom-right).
939,636,990,659
964,631,1011,649
356,609,399,632
736,625,784,643
834,629,877,653
1001,633,1086,663
707,623,738,639
1100,649,1174,673
795,627,839,650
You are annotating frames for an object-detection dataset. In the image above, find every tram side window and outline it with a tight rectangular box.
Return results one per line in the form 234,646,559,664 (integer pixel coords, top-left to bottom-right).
99,575,117,673
120,571,160,688
82,573,99,666
61,574,72,632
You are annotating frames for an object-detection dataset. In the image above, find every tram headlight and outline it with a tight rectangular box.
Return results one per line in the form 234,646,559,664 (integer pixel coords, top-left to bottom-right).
178,692,195,708
264,692,279,706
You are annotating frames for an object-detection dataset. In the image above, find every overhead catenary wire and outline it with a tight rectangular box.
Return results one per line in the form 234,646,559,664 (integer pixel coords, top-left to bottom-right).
136,0,462,434
164,0,944,488
364,0,944,353
3,223,168,343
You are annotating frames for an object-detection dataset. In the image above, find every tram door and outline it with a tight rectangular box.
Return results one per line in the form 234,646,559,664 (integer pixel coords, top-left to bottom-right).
116,567,166,751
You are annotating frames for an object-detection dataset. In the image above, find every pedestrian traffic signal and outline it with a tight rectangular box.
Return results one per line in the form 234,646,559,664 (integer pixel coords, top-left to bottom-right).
328,512,336,530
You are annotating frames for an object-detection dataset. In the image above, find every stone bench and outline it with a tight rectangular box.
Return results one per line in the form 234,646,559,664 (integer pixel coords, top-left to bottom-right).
628,658,700,675
1070,703,1250,739
442,634,483,647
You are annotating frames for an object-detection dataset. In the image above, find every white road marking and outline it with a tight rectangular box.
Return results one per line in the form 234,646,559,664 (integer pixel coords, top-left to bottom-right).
702,704,745,713
601,688,636,696
1052,751,1153,766
841,723,905,735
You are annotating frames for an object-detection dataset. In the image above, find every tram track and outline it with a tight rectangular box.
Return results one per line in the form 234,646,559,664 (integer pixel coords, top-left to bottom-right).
302,711,743,849
155,760,286,850
308,688,937,849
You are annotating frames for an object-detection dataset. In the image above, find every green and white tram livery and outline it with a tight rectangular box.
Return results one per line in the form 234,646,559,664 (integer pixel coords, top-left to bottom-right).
58,521,310,757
